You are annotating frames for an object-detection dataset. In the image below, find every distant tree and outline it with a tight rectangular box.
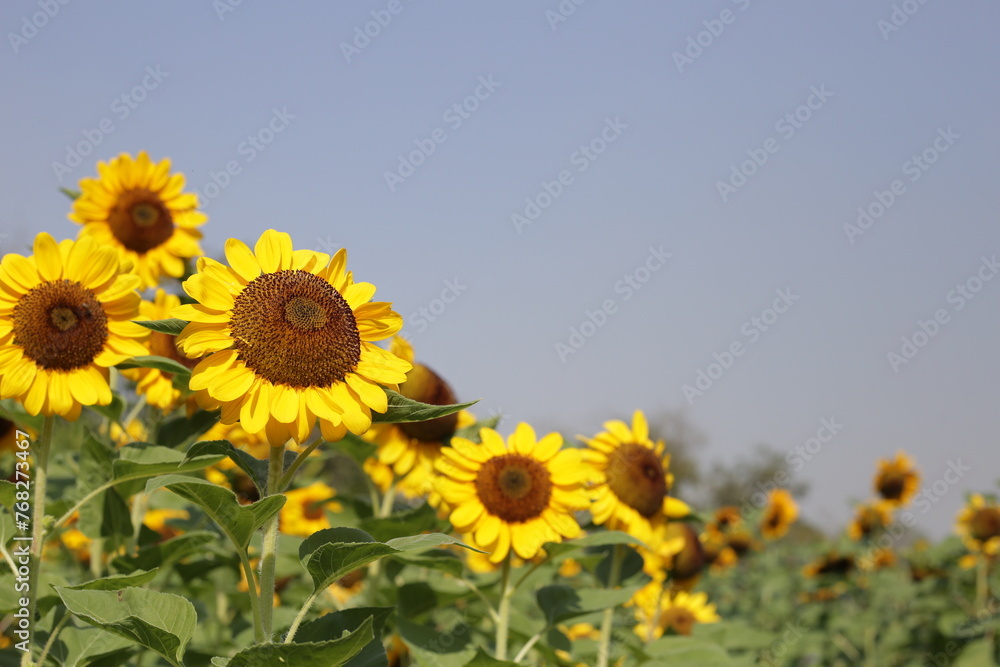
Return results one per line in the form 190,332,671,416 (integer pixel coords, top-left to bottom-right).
701,443,810,510
648,409,705,499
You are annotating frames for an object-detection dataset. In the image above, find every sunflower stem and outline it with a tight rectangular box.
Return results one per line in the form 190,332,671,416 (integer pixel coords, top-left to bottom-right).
976,553,989,613
275,436,324,492
378,479,398,518
283,590,321,644
647,582,666,643
21,416,52,667
495,554,513,660
257,442,286,641
596,543,626,667
239,550,265,644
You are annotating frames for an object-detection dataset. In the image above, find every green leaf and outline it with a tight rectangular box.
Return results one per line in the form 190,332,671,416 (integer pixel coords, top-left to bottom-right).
99,486,133,540
114,442,224,496
300,528,475,593
0,481,15,511
396,617,475,667
134,318,188,335
116,355,192,376
60,187,81,200
291,606,393,667
692,621,774,651
451,415,501,442
112,531,216,574
46,620,137,667
225,616,374,667
330,433,377,466
184,440,297,496
86,393,125,423
391,549,464,578
463,649,519,666
535,584,640,624
63,569,159,592
55,586,197,666
146,475,285,550
373,389,478,425
541,531,646,558
359,503,443,542
643,636,734,665
157,409,219,448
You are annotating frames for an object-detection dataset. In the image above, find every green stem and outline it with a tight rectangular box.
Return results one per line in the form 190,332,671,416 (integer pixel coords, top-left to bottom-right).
495,554,512,661
127,492,147,555
976,554,989,612
459,577,500,623
275,436,323,492
21,416,53,667
596,544,626,667
239,550,265,644
36,612,70,667
284,590,321,644
378,479,397,518
257,443,286,641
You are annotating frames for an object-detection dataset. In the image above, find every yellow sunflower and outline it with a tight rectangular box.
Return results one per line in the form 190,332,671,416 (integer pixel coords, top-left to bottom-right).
760,489,798,539
803,552,854,578
580,410,690,548
279,482,343,538
956,494,1000,556
0,232,147,419
124,289,200,411
143,508,189,542
700,527,736,573
847,500,894,541
0,418,30,454
874,451,920,506
328,568,366,606
69,152,205,289
174,229,411,445
435,423,589,563
632,588,719,639
364,336,474,503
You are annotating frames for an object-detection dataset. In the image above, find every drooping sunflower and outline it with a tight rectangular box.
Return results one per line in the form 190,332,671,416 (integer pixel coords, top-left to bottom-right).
279,482,342,538
632,588,719,639
69,152,205,289
124,289,200,411
435,423,589,563
874,451,920,506
174,230,411,445
847,500,894,541
0,232,147,419
760,488,798,539
956,494,1000,556
580,410,690,548
363,336,474,503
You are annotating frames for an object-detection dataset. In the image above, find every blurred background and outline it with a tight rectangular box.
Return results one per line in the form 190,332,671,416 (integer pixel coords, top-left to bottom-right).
1,1,998,538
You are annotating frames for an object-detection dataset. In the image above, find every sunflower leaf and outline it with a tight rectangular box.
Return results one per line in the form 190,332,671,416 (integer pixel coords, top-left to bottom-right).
373,389,478,425
114,442,224,497
464,648,520,666
62,569,159,592
359,502,443,542
286,606,393,667
145,475,285,551
535,584,641,624
134,318,189,336
116,355,193,376
225,616,374,667
55,586,197,667
111,531,217,574
540,531,647,558
157,409,219,448
184,440,297,496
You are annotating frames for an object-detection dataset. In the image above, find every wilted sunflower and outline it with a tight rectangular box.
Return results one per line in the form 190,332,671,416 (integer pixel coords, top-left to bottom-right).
364,336,474,502
847,501,894,541
956,494,1000,556
760,489,798,539
174,230,411,445
632,588,719,639
435,423,589,562
580,410,690,547
874,452,920,506
124,289,200,411
0,233,147,419
279,482,342,538
69,152,205,289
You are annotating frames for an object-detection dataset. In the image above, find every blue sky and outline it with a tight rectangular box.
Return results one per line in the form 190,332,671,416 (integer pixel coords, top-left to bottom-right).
2,1,998,538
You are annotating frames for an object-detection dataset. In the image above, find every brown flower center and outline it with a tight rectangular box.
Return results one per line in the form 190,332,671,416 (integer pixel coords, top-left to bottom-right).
229,270,361,388
878,472,906,501
661,607,696,636
606,443,667,518
475,454,552,523
398,364,459,442
971,508,1000,542
108,190,175,254
12,280,108,371
303,500,325,521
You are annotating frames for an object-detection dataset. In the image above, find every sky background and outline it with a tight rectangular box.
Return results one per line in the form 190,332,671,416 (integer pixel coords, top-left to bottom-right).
1,1,998,539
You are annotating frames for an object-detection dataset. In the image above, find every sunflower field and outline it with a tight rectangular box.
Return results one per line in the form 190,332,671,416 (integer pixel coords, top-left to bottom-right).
0,153,999,667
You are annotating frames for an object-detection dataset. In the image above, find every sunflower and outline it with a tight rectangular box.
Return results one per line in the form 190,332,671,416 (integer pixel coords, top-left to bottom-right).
279,482,342,538
633,588,719,639
364,336,474,502
760,489,798,539
956,494,1000,556
874,452,920,506
0,418,29,454
69,152,205,289
124,289,200,411
0,232,147,419
435,423,589,563
174,230,411,445
328,568,366,606
143,508,189,542
580,410,690,548
700,527,736,573
847,501,894,541
803,552,854,578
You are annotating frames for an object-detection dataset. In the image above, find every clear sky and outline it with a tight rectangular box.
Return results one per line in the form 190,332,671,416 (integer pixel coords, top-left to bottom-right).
2,1,998,538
